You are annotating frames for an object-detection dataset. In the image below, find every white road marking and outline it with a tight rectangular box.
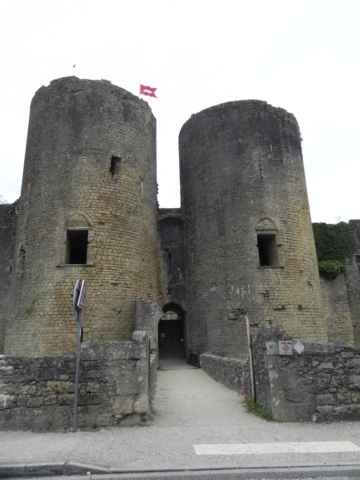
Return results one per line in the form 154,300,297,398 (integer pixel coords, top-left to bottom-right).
302,441,360,452
248,442,308,454
194,441,360,455
195,444,253,455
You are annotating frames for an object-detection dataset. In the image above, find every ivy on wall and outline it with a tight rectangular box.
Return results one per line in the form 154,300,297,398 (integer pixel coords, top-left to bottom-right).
312,222,351,279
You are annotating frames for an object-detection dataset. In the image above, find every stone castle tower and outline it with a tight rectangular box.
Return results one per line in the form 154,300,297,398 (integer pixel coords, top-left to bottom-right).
179,101,327,357
4,77,158,355
1,77,341,359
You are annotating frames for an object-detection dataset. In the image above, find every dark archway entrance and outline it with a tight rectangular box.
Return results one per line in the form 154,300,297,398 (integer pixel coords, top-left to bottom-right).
158,303,186,360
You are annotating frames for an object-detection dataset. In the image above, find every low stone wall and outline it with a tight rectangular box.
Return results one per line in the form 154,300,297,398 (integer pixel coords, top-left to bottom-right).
0,330,152,431
252,325,360,422
200,353,251,393
200,326,360,423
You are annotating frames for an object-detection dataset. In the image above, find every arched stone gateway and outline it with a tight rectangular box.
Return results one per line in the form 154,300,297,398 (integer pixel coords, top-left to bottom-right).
158,303,186,360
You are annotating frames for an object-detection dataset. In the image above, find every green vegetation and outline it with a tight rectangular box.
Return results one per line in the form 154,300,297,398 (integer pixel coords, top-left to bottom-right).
25,294,38,315
244,397,273,421
318,260,347,279
312,222,351,279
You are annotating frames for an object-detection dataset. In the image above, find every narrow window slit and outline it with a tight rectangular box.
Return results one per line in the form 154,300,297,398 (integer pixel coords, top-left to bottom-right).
109,156,121,177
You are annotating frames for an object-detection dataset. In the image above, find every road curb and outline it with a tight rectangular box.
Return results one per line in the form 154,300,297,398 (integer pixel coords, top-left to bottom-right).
2,462,360,478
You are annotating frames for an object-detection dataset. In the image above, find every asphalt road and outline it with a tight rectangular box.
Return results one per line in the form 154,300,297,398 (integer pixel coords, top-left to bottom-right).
1,358,360,478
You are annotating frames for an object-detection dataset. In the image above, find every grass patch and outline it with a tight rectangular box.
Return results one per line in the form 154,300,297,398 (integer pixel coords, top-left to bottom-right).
25,294,38,315
244,397,273,421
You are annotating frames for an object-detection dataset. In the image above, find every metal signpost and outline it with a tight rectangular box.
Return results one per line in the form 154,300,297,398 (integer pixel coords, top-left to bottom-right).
245,314,256,402
72,279,86,433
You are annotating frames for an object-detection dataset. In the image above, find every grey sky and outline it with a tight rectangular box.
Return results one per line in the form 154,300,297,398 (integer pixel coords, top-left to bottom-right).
0,0,359,223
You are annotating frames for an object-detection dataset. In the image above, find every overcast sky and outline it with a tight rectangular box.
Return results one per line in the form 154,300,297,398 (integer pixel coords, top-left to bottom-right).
0,0,359,223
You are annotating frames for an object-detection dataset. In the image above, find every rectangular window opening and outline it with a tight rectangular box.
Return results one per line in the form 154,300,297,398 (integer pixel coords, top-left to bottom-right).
109,155,121,177
66,230,88,264
257,234,279,267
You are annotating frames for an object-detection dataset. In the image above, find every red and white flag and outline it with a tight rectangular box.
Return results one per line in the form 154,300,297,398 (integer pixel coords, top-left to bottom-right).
140,84,157,98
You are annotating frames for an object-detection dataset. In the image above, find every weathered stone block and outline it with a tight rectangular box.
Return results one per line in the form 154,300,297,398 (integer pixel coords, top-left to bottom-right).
21,385,37,395
316,394,336,405
17,395,27,407
77,406,112,428
44,394,57,406
58,394,74,406
340,351,355,359
132,330,147,343
349,358,360,368
78,393,104,406
27,396,44,408
337,392,352,404
133,394,148,413
0,365,14,374
46,381,74,393
327,404,360,421
349,375,360,389
79,382,101,393
113,395,134,415
351,392,360,403
0,394,16,409
318,362,334,370
302,342,336,355
315,405,334,416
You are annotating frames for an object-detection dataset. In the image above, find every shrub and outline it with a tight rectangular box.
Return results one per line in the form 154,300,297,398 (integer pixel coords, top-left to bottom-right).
312,223,351,279
318,260,346,280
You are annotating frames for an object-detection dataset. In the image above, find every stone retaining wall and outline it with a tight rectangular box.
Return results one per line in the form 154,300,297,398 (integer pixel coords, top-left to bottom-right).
0,331,153,431
252,325,360,422
201,325,360,423
200,354,251,393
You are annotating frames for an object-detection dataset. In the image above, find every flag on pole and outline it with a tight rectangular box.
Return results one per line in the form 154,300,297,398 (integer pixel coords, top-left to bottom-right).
140,85,157,98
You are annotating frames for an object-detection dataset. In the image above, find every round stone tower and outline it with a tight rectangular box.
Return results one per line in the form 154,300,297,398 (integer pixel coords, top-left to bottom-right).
5,77,158,355
179,100,327,357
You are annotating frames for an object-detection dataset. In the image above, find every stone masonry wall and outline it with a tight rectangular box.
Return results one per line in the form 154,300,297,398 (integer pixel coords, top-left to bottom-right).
200,325,360,422
135,297,163,387
200,354,251,393
252,325,360,422
320,275,354,347
0,201,18,354
157,208,186,310
0,331,152,431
